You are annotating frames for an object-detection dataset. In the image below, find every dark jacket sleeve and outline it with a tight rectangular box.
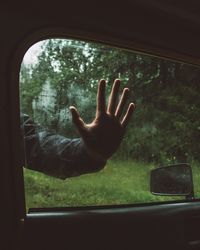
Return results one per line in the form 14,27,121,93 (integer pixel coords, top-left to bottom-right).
21,114,106,179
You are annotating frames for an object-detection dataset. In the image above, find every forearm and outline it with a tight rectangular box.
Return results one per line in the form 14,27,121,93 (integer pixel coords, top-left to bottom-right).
24,131,106,179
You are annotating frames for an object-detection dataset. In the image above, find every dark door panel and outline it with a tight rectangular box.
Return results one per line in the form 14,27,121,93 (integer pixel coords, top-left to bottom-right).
22,201,200,250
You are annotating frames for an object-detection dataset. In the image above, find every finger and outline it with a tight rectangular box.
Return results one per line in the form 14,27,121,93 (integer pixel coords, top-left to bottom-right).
121,103,135,128
107,79,121,115
69,106,86,136
115,88,129,119
97,79,106,116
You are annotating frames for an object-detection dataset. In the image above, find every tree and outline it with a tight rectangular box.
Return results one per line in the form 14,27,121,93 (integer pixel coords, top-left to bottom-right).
20,38,200,164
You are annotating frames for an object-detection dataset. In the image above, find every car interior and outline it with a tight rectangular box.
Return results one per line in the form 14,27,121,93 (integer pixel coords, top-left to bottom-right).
1,1,200,250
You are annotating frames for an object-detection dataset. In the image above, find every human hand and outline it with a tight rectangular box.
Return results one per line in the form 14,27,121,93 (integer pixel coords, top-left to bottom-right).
70,79,135,161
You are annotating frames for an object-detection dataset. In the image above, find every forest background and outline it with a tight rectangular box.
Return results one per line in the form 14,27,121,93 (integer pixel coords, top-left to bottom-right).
20,39,200,208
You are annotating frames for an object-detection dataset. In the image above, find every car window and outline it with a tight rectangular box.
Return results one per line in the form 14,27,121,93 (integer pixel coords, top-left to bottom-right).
20,38,200,210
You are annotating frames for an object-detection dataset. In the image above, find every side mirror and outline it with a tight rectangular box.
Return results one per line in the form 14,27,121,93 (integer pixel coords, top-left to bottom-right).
150,163,194,199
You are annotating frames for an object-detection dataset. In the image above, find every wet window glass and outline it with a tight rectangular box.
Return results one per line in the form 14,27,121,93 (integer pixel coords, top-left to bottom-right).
20,39,200,210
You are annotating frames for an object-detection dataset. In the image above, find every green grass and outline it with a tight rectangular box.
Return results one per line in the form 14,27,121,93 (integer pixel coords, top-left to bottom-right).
24,160,200,210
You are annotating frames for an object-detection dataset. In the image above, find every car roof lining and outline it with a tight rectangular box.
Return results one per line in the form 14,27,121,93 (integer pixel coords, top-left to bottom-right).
1,1,200,66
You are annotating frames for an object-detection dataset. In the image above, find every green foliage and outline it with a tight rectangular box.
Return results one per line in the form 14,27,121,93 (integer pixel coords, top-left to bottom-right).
20,38,200,164
24,160,184,209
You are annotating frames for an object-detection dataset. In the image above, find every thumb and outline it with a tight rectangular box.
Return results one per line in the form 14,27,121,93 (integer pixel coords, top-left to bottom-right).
69,106,86,136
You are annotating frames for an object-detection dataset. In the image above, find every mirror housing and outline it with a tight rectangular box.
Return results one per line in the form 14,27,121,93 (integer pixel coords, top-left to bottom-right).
150,163,194,199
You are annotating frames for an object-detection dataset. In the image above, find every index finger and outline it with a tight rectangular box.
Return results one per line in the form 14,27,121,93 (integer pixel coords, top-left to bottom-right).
96,79,106,116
